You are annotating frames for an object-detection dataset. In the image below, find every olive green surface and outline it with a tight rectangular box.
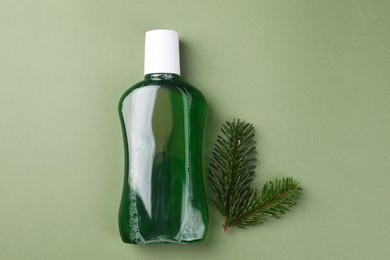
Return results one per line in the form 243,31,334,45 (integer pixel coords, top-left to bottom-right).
1,1,389,259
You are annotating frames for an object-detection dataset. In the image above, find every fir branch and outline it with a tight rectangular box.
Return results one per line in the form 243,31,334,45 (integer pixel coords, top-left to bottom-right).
208,119,303,231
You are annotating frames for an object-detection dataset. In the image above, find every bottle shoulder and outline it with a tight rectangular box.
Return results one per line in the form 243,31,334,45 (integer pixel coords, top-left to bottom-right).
119,78,206,106
173,78,206,102
118,79,150,104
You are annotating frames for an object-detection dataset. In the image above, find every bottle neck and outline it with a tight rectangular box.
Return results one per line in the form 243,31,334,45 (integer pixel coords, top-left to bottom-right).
144,73,180,80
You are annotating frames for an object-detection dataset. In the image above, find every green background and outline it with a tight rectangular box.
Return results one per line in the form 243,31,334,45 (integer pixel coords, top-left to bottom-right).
1,0,389,259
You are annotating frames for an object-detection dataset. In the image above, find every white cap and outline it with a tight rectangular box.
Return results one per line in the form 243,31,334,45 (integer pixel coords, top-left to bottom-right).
144,29,180,76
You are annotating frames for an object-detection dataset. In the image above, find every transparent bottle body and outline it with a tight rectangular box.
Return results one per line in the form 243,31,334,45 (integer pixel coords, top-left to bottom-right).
118,74,208,244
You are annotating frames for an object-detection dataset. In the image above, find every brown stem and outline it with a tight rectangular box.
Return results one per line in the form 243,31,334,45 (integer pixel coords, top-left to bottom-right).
223,217,229,232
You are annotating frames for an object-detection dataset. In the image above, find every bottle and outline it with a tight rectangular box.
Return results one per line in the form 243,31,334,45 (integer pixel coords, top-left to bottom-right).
118,29,209,244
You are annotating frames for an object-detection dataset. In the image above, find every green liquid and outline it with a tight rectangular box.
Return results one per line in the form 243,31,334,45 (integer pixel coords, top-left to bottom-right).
118,73,208,244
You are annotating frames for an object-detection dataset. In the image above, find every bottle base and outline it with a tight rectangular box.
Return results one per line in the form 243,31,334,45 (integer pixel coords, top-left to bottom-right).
121,236,205,245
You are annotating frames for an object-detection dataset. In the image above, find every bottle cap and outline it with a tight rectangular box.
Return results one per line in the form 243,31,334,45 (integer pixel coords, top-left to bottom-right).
144,29,180,76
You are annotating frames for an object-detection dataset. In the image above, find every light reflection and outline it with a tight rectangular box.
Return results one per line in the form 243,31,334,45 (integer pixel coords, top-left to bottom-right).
122,86,160,217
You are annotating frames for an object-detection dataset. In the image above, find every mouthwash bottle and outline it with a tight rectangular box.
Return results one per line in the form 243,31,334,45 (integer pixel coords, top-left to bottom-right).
118,29,208,244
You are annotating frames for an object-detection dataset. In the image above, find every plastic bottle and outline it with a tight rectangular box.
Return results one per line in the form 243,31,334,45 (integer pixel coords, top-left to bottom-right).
118,29,208,244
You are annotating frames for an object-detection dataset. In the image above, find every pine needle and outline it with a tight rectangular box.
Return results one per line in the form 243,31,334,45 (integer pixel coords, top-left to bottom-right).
208,119,303,231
